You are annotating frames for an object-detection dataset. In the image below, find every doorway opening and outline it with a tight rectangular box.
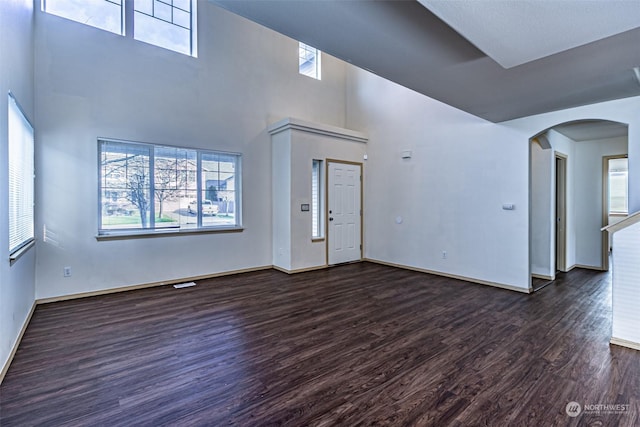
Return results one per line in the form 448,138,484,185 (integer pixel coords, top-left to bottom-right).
529,120,628,291
555,153,567,273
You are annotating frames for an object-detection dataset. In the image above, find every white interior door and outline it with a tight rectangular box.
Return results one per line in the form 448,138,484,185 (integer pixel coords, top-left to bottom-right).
328,161,362,265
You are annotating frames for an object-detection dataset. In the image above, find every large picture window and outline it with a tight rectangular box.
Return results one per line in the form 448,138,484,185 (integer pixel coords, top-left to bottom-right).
8,93,35,256
98,139,241,235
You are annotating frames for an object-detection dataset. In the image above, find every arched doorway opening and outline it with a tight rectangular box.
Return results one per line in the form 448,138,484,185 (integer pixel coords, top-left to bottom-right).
529,120,629,290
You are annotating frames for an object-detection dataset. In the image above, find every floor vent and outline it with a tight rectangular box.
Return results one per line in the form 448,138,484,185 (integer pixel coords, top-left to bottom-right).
173,282,197,289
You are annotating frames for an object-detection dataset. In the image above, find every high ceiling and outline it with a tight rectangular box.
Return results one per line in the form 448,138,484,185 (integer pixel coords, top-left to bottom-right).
210,0,640,123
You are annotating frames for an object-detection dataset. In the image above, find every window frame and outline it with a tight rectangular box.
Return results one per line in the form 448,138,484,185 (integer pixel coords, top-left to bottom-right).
608,157,629,216
8,92,36,261
41,0,125,36
97,138,242,238
299,42,322,80
41,0,198,57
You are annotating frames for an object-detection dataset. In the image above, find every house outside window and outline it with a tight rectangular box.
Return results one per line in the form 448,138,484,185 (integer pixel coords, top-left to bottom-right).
99,139,241,236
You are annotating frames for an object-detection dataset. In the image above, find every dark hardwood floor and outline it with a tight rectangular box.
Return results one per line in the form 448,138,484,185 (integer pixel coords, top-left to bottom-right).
1,262,638,426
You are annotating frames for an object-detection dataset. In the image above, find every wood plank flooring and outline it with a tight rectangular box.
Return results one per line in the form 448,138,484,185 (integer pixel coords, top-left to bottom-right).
1,262,638,426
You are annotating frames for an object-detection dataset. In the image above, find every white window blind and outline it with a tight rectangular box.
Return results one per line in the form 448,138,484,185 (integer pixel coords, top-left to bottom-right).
312,159,323,238
8,93,35,254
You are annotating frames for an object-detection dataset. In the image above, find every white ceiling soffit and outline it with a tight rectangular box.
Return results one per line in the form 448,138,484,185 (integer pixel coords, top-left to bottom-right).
419,0,640,69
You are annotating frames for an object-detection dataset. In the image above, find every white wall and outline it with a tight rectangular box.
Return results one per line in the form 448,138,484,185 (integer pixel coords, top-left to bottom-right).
573,136,627,267
346,68,531,291
0,0,36,375
34,3,349,299
271,131,292,270
530,140,554,277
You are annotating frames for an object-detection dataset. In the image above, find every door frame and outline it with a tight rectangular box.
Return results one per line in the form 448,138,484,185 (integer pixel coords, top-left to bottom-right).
325,159,364,265
555,152,568,273
601,154,628,271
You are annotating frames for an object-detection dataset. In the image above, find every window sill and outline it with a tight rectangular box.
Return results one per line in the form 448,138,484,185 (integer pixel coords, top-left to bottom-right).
609,212,628,217
312,237,325,242
96,227,244,241
9,239,35,265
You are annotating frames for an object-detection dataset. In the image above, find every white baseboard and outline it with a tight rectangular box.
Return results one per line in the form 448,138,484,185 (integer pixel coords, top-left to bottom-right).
0,301,37,385
610,337,640,351
36,265,274,304
273,264,329,274
364,258,531,294
572,264,607,271
531,273,554,281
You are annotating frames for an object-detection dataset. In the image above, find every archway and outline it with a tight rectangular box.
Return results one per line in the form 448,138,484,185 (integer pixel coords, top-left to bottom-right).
529,119,629,290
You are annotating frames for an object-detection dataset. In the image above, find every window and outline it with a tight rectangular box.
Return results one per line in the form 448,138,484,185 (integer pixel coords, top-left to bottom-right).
299,42,321,80
42,0,124,35
42,0,197,57
608,157,628,215
99,140,240,235
134,0,197,56
311,159,324,238
8,93,35,256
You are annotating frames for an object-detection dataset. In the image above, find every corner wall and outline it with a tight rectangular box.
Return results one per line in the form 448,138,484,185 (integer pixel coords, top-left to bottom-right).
0,0,36,378
346,68,531,291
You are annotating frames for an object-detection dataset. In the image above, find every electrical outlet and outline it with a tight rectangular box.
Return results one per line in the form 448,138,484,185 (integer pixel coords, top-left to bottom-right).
442,251,447,259
63,266,72,277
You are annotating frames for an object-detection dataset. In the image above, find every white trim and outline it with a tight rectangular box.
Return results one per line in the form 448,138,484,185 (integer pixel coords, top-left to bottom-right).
36,265,273,304
531,273,554,281
272,264,329,274
602,210,640,234
572,264,606,271
0,302,37,385
610,337,640,351
364,258,532,294
268,118,368,143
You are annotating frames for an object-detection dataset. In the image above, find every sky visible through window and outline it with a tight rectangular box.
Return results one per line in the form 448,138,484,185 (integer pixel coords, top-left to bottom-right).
43,0,195,56
44,0,123,35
